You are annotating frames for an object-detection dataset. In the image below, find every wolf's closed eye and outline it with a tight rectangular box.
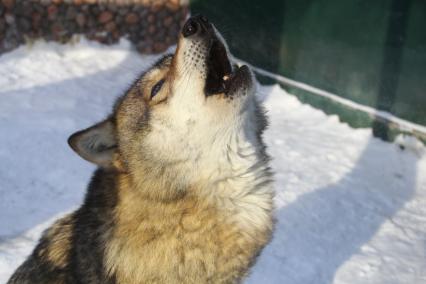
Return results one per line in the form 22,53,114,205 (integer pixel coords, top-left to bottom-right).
151,79,165,99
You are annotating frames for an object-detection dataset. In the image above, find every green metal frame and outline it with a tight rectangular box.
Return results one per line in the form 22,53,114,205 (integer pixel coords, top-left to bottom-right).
190,0,426,141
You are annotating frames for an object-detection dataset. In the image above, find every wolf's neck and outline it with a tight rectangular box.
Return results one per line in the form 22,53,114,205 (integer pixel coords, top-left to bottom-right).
194,134,274,231
122,130,274,231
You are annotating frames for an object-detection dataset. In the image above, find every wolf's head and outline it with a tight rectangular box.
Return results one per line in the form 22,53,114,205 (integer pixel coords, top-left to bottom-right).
69,16,269,200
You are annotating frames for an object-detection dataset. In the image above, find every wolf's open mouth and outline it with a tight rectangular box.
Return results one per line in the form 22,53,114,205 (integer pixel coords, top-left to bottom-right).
205,39,249,96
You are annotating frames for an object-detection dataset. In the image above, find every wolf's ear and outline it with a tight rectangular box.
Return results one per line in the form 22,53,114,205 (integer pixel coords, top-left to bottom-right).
68,119,117,167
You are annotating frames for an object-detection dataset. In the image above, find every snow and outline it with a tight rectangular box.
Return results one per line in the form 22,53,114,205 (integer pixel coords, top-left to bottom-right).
0,39,425,284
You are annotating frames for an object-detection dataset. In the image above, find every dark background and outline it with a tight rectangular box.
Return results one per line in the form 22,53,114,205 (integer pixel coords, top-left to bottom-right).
190,0,426,131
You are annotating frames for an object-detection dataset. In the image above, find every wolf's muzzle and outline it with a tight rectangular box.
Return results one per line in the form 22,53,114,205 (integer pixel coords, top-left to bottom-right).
182,15,212,38
181,15,252,97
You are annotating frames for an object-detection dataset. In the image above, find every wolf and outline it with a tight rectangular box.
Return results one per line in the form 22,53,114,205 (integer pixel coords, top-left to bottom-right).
8,15,274,284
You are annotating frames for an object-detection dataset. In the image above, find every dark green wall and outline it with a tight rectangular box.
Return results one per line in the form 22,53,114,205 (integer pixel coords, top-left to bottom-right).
190,0,426,128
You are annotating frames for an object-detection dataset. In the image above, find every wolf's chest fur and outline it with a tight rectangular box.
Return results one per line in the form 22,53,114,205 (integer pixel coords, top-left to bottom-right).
105,160,273,283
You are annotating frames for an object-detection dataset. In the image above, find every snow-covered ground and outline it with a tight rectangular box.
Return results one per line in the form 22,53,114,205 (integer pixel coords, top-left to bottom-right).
0,39,425,284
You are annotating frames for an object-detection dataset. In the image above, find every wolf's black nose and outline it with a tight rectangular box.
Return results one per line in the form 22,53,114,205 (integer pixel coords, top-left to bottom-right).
182,15,210,38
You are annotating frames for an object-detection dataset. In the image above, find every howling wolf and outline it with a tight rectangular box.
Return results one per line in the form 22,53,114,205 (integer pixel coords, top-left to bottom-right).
8,15,274,284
